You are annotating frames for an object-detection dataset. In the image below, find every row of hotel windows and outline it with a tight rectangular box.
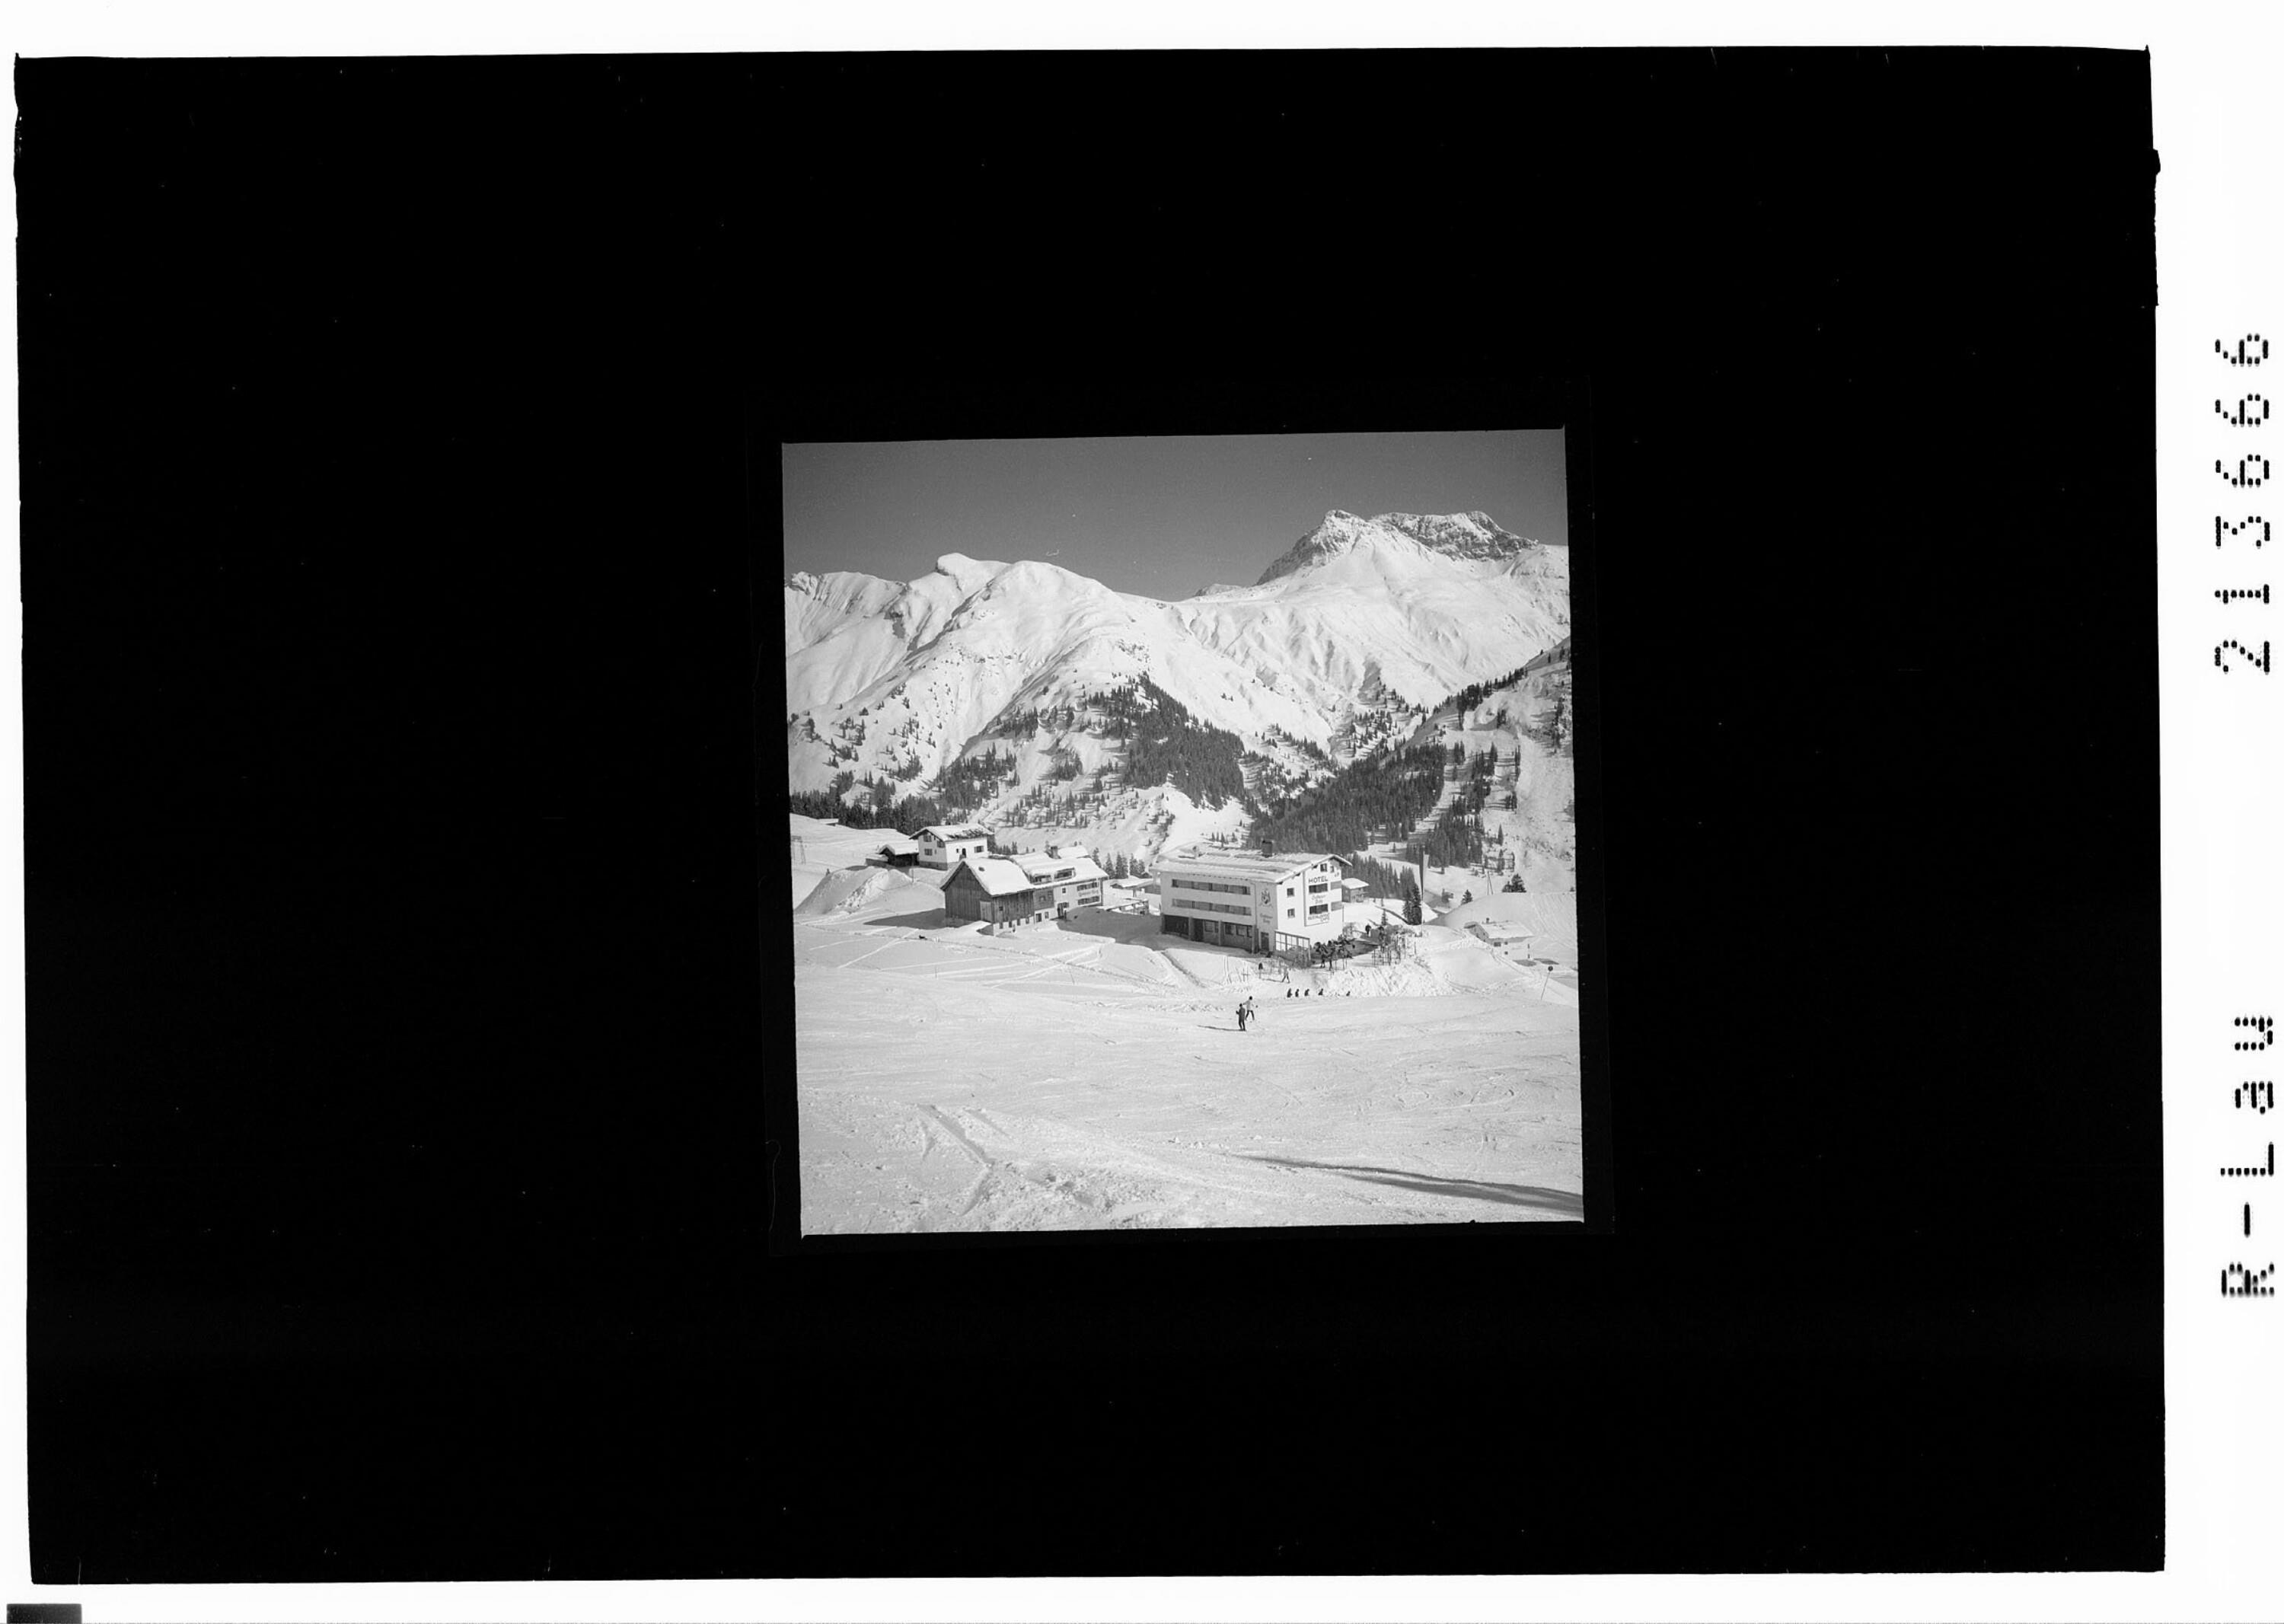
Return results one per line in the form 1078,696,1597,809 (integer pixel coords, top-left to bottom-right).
1172,895,1334,921
1173,876,1332,901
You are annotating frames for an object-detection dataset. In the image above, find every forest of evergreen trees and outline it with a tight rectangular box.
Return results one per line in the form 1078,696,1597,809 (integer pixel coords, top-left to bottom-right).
790,657,1558,869
1258,725,1329,765
1390,746,1501,871
971,676,1247,809
1445,663,1530,722
1100,675,1246,809
1344,852,1419,901
933,745,1016,813
787,784,965,832
1445,647,1577,723
1415,795,1489,872
1243,740,1447,860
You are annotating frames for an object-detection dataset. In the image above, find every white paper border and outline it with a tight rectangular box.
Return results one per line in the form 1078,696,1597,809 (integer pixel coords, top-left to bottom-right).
8,3,2280,1619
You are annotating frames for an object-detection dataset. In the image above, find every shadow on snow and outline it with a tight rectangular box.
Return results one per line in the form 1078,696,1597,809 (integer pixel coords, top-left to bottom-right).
1239,1156,1583,1215
864,909,952,932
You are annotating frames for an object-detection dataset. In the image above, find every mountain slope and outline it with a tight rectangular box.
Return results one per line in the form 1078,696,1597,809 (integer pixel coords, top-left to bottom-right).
781,509,1570,861
1165,511,1567,732
1253,508,1546,584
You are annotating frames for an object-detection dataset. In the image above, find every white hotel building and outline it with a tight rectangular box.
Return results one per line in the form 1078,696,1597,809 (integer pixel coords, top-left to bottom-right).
1153,848,1367,956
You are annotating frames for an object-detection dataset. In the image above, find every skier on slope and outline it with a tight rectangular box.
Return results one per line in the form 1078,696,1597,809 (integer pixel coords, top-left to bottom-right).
1236,1000,1248,1032
1240,995,1257,1032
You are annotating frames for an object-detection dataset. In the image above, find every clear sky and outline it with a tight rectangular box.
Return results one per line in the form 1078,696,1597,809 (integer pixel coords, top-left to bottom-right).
780,429,1567,600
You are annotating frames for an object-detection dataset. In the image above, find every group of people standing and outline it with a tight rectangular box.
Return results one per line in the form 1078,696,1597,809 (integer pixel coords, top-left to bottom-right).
1236,994,1258,1032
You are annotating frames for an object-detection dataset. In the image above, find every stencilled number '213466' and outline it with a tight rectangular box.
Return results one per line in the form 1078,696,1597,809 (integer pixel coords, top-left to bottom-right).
2215,334,2272,675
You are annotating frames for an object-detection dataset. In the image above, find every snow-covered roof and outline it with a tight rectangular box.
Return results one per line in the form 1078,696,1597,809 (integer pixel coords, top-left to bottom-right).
1154,850,1341,883
873,835,919,853
1014,853,1109,885
1338,877,1370,890
917,825,991,841
949,854,1108,895
953,857,1048,896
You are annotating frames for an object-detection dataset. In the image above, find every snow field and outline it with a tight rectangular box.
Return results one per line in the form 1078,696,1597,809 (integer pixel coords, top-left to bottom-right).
788,818,952,911
793,868,1584,1233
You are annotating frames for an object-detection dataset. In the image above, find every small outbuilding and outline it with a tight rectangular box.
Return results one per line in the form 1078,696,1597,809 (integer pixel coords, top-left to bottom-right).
1103,876,1154,914
1466,919,1538,959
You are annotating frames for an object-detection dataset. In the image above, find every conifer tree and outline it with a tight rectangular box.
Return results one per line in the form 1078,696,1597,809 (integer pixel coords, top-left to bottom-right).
1402,876,1422,927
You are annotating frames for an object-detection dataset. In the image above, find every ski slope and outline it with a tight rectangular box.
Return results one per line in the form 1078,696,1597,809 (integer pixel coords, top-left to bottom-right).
791,836,1584,1233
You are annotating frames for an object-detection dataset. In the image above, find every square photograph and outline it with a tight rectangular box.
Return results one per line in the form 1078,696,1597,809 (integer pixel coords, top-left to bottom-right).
782,429,1584,1232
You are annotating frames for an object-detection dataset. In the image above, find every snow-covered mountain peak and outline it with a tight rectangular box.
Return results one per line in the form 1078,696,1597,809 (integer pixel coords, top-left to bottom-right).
1306,509,1373,546
1255,508,1536,585
984,557,1095,593
949,559,1125,630
1249,511,1377,585
933,553,1007,595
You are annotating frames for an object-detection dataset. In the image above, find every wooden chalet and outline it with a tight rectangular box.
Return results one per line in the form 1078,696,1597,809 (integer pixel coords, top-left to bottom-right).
942,849,1109,930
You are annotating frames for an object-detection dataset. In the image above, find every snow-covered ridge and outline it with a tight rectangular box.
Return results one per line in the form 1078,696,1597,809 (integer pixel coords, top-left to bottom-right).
1253,508,1540,585
785,509,1569,835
